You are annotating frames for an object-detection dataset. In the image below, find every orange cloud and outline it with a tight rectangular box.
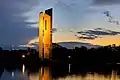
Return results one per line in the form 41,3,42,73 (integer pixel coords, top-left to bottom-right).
28,37,38,45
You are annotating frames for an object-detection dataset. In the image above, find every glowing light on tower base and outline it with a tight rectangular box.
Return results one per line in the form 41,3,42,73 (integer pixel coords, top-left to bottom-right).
39,8,52,59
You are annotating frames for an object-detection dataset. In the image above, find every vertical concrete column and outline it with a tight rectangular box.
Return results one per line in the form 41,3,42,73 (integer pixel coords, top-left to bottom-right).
39,8,52,59
39,12,44,58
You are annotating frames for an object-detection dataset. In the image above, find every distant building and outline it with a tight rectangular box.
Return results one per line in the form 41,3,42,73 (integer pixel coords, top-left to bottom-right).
39,8,52,59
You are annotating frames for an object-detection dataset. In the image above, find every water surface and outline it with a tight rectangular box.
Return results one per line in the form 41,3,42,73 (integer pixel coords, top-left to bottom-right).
0,64,120,80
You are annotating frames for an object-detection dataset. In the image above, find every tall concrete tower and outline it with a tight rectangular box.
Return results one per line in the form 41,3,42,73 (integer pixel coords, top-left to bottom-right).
39,8,52,59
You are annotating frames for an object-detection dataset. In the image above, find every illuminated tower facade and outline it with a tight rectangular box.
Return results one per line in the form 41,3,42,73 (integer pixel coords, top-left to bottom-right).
39,8,52,59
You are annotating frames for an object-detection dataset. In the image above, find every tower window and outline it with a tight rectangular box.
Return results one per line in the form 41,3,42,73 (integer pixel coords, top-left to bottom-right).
45,20,47,30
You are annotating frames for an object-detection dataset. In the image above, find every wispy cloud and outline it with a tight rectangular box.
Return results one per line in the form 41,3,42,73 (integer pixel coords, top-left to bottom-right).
76,28,120,40
103,11,120,25
25,22,38,25
75,35,98,40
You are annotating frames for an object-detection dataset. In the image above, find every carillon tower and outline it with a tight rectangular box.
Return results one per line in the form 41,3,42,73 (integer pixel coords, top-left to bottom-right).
39,8,52,59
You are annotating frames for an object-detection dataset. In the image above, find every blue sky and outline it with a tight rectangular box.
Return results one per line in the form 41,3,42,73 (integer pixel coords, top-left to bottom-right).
1,0,120,46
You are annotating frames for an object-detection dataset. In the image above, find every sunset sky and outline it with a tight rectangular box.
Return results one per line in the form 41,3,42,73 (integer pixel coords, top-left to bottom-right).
0,0,120,46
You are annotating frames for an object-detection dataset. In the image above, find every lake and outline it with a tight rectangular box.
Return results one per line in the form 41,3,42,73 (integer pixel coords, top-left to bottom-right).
0,64,120,80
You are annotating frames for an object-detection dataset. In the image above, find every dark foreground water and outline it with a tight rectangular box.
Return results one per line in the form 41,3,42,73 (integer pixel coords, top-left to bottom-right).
0,64,120,80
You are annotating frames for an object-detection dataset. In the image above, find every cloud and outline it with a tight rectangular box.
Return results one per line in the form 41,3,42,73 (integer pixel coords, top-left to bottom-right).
0,0,39,45
76,28,120,40
75,35,98,40
103,11,120,25
25,22,38,25
28,37,38,45
93,0,120,5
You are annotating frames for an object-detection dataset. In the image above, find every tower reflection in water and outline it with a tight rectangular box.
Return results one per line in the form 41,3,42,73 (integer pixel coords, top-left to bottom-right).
28,67,52,80
39,67,52,80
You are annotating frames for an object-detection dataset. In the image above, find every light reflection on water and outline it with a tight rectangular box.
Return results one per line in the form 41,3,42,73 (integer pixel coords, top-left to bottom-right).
56,71,119,80
0,65,120,80
38,67,52,80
